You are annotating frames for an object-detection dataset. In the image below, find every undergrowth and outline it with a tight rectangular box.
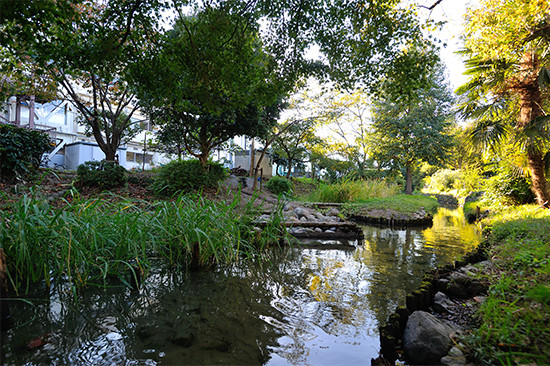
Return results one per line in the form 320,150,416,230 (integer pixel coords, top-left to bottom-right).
464,205,550,365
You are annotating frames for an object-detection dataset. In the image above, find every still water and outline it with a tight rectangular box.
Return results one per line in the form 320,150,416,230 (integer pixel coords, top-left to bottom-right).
1,208,480,365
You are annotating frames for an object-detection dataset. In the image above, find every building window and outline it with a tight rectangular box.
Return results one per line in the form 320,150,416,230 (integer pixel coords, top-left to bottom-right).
127,152,152,163
139,121,153,131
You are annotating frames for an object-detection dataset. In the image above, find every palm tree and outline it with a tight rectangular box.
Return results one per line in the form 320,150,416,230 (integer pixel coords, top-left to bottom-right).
457,0,550,207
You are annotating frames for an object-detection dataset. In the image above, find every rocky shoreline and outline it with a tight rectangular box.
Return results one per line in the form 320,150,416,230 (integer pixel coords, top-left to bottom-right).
373,244,490,365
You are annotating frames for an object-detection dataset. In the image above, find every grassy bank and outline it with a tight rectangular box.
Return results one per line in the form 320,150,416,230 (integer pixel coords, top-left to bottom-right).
465,205,550,365
0,189,286,294
341,194,439,218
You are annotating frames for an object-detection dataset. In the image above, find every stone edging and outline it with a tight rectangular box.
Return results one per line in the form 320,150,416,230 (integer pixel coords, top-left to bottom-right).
374,242,489,364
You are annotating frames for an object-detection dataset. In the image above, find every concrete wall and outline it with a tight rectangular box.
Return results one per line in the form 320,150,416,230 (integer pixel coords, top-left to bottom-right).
64,142,127,170
234,150,273,178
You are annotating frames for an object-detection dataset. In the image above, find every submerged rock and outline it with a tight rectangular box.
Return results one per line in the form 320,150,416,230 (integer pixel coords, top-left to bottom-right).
402,311,460,365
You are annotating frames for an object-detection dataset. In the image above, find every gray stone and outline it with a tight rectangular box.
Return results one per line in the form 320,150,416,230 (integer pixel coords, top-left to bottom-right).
294,207,310,219
306,214,318,222
441,346,472,366
327,208,340,216
445,272,488,297
284,211,297,219
314,228,323,232
445,281,470,298
402,311,460,365
315,212,327,220
299,216,308,222
433,292,454,314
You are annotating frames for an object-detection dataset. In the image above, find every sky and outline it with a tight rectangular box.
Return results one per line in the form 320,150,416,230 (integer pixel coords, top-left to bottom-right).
420,0,481,90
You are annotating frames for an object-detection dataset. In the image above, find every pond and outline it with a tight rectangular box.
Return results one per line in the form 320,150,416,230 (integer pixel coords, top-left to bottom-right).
1,208,480,365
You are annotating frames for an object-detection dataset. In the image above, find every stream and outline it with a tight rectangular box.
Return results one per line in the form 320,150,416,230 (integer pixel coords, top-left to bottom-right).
1,207,480,365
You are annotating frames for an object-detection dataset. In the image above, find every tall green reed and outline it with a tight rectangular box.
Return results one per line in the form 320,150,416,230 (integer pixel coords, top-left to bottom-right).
306,178,399,203
0,188,287,294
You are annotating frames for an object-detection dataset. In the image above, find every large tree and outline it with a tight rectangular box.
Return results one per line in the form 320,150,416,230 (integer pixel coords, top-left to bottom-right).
135,4,287,167
271,118,319,178
371,45,454,194
1,0,164,161
457,0,550,207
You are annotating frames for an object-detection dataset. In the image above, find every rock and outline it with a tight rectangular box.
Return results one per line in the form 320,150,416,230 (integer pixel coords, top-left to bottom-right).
436,278,450,292
327,208,340,216
314,228,323,232
299,216,308,222
402,311,460,365
441,346,473,366
444,272,488,298
284,211,297,219
294,207,309,219
433,292,454,314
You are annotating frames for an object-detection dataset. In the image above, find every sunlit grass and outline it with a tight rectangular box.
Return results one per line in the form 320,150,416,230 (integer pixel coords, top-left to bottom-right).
464,205,550,365
342,194,439,217
304,179,400,203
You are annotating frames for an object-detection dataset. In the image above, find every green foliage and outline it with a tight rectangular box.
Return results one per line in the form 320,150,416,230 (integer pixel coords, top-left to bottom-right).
305,179,400,203
265,176,294,196
0,190,288,294
485,167,535,205
134,5,286,165
425,169,463,192
0,124,51,180
154,160,227,196
464,205,550,365
458,0,550,205
77,161,127,189
370,45,455,194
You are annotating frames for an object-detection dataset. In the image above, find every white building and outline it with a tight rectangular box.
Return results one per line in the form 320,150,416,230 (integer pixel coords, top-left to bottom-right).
0,95,277,175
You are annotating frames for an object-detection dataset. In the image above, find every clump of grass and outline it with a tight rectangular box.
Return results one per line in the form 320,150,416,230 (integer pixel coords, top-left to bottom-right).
463,205,550,365
0,188,287,294
305,179,399,203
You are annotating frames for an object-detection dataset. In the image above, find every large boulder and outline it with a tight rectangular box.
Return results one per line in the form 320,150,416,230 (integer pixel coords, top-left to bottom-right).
402,311,460,365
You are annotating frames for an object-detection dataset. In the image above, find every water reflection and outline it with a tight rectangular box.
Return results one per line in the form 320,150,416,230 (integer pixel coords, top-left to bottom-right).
1,208,479,365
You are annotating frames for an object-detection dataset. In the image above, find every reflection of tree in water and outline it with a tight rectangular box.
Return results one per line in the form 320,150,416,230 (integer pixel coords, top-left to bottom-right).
358,208,481,325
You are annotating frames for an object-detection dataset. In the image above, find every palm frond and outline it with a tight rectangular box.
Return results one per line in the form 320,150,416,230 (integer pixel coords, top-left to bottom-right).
466,118,510,153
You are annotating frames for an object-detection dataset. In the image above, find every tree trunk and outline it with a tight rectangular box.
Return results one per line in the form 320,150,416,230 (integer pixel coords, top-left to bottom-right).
104,147,117,161
527,151,550,207
518,52,550,207
405,161,413,195
199,154,209,168
249,139,255,177
286,159,292,178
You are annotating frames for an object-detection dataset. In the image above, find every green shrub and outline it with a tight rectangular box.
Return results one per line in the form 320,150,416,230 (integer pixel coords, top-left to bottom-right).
265,176,294,195
77,161,127,189
485,167,534,205
154,159,227,195
0,124,51,180
425,169,463,193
